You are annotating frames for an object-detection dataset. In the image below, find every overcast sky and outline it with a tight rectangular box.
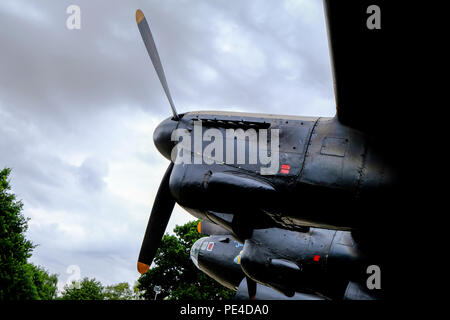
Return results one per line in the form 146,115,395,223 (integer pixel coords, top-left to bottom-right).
0,0,335,291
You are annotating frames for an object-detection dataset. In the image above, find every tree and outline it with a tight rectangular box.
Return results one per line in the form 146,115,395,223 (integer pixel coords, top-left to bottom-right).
0,168,36,300
136,220,235,300
60,277,105,300
104,282,138,300
27,264,58,300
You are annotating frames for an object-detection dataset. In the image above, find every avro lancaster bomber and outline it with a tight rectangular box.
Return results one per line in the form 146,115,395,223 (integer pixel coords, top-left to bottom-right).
134,0,402,300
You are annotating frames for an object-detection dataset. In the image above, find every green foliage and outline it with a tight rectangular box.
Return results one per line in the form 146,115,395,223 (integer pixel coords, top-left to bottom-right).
0,168,36,300
60,277,105,300
26,264,58,300
60,278,141,300
104,282,138,300
136,220,235,300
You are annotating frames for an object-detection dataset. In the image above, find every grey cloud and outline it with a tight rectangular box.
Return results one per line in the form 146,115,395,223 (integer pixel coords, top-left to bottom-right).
77,157,108,192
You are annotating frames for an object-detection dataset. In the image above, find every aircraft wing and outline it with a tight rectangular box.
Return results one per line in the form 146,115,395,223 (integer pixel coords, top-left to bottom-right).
324,0,403,138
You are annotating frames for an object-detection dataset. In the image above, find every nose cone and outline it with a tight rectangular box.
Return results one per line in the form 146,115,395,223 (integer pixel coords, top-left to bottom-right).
153,117,178,160
190,237,206,269
190,236,244,290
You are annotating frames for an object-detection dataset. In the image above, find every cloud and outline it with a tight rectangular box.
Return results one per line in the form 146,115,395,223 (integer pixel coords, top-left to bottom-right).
0,0,335,289
77,157,109,192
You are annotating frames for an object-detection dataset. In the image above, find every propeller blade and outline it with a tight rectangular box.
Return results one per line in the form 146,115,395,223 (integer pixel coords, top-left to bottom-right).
246,276,257,300
136,9,179,120
137,162,175,274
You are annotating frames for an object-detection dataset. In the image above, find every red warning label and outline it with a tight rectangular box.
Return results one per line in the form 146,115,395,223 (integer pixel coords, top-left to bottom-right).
280,164,290,174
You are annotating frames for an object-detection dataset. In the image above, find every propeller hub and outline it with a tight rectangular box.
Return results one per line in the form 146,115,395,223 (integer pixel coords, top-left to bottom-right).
153,116,178,160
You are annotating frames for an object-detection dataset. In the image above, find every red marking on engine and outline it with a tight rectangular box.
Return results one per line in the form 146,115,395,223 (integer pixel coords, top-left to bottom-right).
280,164,290,174
314,255,320,262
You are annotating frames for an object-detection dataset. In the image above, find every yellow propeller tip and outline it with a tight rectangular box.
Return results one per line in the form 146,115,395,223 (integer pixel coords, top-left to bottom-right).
137,262,150,274
197,221,202,234
136,9,145,24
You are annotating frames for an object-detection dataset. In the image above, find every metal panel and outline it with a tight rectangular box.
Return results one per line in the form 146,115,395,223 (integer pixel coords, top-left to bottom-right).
320,136,348,157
